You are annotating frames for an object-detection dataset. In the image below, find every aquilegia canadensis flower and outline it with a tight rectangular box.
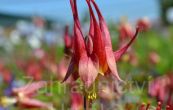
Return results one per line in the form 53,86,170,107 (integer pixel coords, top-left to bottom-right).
149,74,173,109
119,22,134,43
0,81,54,110
137,17,151,31
63,0,140,89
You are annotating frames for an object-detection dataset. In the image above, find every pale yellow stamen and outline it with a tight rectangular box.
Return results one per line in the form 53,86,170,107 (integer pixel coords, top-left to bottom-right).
99,70,104,76
87,92,97,100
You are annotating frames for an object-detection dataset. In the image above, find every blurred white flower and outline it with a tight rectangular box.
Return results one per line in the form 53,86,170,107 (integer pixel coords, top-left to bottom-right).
16,21,35,36
10,30,21,45
27,35,41,49
34,29,44,39
0,37,13,52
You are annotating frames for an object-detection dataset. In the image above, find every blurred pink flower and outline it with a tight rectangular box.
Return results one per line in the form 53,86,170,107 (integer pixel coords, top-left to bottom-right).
17,58,45,81
57,58,73,83
120,51,139,66
1,81,54,110
149,52,160,65
71,93,83,110
26,61,43,80
149,74,173,106
13,81,53,109
119,22,134,42
98,75,122,101
0,63,12,83
137,17,151,31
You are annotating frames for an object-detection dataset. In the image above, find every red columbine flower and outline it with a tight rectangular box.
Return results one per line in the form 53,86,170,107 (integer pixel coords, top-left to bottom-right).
119,22,134,43
149,74,173,106
63,0,99,88
114,27,139,61
137,17,151,31
63,0,140,88
13,81,53,109
1,81,54,110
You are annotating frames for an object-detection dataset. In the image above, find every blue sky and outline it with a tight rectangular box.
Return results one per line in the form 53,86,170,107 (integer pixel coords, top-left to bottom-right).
0,0,159,22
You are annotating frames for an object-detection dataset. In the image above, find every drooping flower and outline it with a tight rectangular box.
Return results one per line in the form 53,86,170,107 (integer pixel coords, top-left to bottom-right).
114,27,140,61
137,17,151,31
149,74,173,105
119,22,134,43
63,0,140,89
0,81,54,110
63,0,99,88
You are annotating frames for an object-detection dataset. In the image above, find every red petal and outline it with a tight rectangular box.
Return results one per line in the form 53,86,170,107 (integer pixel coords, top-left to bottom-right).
70,0,86,59
13,81,47,96
114,27,140,61
87,1,106,69
73,23,86,58
119,23,134,42
91,0,112,47
105,47,121,81
87,0,94,37
70,0,81,29
19,97,52,109
85,35,93,55
79,55,98,88
62,57,76,82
